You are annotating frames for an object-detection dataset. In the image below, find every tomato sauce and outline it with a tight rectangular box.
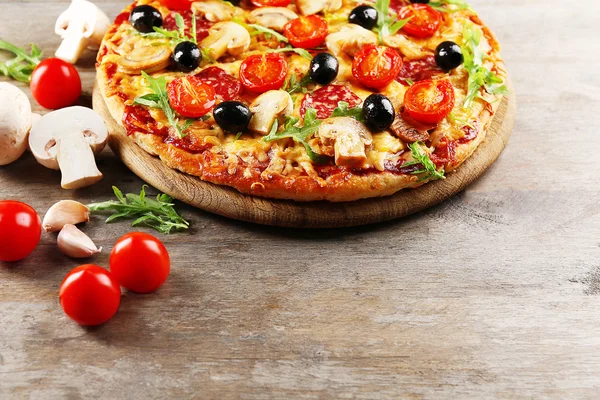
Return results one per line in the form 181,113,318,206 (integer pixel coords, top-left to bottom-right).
123,106,169,137
458,121,479,144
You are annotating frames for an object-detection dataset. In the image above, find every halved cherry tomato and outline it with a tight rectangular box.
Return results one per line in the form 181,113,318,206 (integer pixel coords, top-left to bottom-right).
59,265,121,326
158,0,194,11
239,53,288,94
250,0,291,6
403,79,455,124
283,15,328,49
352,44,403,89
168,76,216,118
30,58,81,110
398,4,442,39
0,201,41,262
110,233,171,294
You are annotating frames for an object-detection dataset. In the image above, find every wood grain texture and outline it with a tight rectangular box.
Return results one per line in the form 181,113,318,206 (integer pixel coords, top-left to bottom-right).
94,84,515,228
2,0,600,399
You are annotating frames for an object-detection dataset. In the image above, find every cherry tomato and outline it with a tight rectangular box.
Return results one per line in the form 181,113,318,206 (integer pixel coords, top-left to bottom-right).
168,76,216,118
250,0,291,7
283,15,328,49
239,53,288,94
0,201,41,262
59,265,121,326
30,58,82,110
403,79,455,124
110,233,170,294
158,0,194,11
398,4,442,39
352,44,403,89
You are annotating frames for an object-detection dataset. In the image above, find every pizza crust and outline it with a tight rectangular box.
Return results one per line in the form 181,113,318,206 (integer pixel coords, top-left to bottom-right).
96,0,507,202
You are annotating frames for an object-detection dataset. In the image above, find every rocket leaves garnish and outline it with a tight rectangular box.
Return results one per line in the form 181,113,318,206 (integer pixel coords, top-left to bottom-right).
134,71,193,138
0,40,42,83
461,22,508,108
373,0,412,44
400,142,446,182
88,186,190,234
142,12,197,45
429,0,474,13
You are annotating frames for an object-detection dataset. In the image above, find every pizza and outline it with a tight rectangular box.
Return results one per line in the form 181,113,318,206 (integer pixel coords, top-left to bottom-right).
96,0,508,202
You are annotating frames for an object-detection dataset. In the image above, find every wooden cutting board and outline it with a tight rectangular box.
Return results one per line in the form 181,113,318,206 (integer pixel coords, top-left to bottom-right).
92,84,515,228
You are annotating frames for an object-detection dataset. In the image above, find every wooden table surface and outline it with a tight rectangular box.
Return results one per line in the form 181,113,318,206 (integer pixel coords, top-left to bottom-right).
2,1,599,398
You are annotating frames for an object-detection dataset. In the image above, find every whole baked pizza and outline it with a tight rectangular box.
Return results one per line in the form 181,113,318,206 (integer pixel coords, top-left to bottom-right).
96,0,508,202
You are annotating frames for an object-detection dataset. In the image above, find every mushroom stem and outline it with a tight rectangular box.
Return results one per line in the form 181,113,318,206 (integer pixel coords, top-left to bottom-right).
57,133,103,189
55,20,89,65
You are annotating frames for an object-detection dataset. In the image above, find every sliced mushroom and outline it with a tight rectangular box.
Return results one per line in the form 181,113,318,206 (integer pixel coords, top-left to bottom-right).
326,24,378,57
383,35,429,60
29,107,108,189
55,0,110,64
297,0,342,16
192,0,235,22
249,7,299,32
118,46,172,75
200,21,251,61
249,90,294,135
318,117,373,167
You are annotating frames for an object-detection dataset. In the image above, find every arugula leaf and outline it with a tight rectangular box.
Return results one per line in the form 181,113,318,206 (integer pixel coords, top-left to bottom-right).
330,102,365,122
141,12,197,45
400,142,446,182
429,0,474,13
88,186,190,234
373,0,412,44
284,72,312,94
135,71,191,138
461,22,508,108
263,109,330,164
271,46,313,60
247,24,289,43
0,40,42,83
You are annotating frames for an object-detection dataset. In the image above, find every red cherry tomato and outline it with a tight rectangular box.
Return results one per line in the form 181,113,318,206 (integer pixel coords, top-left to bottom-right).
250,0,291,7
404,79,455,124
158,0,194,11
239,53,288,94
0,201,41,262
352,44,403,89
283,15,328,49
110,233,171,294
59,265,121,326
398,4,442,39
168,76,216,118
30,58,82,110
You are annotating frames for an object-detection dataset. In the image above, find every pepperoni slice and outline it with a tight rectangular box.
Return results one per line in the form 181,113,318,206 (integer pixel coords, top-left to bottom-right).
396,56,443,85
163,10,212,42
430,137,456,168
300,85,362,119
195,67,242,101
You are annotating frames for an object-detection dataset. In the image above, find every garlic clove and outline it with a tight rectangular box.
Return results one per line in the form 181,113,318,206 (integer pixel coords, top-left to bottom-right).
57,224,102,259
43,200,90,232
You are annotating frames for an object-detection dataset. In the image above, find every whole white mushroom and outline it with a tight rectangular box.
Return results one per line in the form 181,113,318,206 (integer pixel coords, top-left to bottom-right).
0,83,33,166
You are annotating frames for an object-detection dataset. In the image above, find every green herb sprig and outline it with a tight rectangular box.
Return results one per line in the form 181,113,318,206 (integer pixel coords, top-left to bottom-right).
373,0,412,44
461,22,508,108
400,142,446,182
142,12,197,45
263,102,366,163
88,186,190,234
430,0,474,13
0,40,42,83
247,23,289,43
134,71,193,138
270,46,313,60
284,73,313,94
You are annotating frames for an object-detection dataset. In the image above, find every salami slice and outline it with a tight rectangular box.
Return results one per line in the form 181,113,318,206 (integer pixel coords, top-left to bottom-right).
300,85,362,119
396,56,443,85
163,11,212,42
195,67,242,101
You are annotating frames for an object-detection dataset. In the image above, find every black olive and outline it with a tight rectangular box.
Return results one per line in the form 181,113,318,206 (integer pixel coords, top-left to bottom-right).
435,41,464,71
172,41,201,72
310,53,339,85
410,0,430,3
348,6,378,30
129,5,163,34
363,94,396,132
214,101,252,134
